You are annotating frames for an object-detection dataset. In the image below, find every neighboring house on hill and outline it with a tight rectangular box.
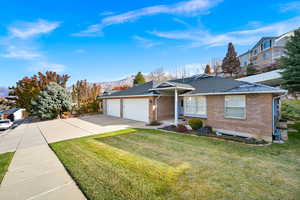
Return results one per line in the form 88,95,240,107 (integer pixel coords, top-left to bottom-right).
100,74,286,142
237,69,282,87
239,29,296,72
0,107,26,121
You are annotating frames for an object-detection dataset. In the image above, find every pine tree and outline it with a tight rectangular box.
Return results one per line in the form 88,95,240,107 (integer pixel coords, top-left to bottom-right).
133,72,146,85
221,42,241,77
204,64,212,74
279,28,300,96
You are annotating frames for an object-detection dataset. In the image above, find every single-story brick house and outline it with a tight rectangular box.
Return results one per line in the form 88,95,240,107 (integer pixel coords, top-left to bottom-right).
100,74,286,142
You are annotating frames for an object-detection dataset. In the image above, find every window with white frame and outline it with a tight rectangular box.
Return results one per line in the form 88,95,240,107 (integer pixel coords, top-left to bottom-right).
224,95,246,119
184,96,206,116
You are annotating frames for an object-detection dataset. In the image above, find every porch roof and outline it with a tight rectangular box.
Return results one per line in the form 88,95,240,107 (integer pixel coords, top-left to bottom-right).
150,81,195,91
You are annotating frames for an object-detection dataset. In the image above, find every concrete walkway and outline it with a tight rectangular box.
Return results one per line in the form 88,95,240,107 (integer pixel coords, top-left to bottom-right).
0,126,24,154
0,123,86,200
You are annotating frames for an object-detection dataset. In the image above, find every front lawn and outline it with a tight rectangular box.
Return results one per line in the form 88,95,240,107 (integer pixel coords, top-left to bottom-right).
0,152,14,184
51,125,300,200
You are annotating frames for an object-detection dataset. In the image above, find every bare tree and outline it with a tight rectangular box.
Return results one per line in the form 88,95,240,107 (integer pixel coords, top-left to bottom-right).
150,67,168,82
210,58,222,76
204,64,212,74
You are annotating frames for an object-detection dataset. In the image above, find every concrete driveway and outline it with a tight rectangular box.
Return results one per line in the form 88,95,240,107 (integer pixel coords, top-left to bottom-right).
37,114,146,143
0,115,146,200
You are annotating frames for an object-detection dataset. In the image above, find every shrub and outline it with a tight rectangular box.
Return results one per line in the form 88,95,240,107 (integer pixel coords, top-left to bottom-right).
147,121,162,126
177,124,188,132
246,65,257,75
281,100,300,121
188,118,203,130
204,126,213,133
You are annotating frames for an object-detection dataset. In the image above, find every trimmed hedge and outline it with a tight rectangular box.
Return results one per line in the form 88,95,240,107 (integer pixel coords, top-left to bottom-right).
188,118,203,130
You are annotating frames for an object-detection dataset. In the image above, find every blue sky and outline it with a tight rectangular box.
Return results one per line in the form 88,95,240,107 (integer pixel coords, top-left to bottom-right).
1,0,300,87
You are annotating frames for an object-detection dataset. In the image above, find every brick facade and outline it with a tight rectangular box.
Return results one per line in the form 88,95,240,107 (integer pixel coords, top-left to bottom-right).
157,96,174,121
102,93,275,141
186,94,274,142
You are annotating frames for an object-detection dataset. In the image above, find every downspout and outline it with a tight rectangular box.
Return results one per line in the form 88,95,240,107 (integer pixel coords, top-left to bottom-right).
272,94,285,137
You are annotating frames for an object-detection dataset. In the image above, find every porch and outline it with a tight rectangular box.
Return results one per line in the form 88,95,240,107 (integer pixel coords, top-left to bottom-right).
151,81,195,125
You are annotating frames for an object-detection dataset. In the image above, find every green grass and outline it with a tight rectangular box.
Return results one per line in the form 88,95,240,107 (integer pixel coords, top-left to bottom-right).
0,152,14,184
51,126,300,200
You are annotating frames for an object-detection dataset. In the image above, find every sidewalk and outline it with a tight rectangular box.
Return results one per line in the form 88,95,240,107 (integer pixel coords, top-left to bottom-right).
0,123,86,200
0,125,24,154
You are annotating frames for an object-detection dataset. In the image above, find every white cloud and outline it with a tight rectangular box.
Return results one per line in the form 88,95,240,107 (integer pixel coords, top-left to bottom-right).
9,19,60,39
100,11,115,16
173,17,191,27
29,62,67,73
75,49,86,53
279,1,300,13
150,16,300,47
246,21,262,28
1,45,41,59
0,19,66,73
132,36,162,48
73,0,222,36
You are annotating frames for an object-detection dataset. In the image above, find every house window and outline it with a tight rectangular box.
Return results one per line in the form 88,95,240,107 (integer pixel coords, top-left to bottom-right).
224,95,246,119
184,96,206,116
253,49,258,55
261,40,271,50
262,52,270,59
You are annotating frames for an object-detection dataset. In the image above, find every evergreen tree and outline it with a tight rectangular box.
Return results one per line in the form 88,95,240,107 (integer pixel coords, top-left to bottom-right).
221,42,241,77
279,28,300,96
133,72,146,85
31,82,72,120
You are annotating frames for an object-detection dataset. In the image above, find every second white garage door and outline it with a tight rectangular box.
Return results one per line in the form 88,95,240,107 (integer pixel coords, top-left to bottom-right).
107,99,121,117
123,98,149,123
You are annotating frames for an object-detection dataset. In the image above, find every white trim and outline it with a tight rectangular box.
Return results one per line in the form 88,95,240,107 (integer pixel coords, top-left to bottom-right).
100,94,161,99
149,86,195,91
183,114,207,118
180,90,287,96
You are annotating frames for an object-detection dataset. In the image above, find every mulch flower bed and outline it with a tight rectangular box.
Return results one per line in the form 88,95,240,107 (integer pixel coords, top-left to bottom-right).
160,125,268,145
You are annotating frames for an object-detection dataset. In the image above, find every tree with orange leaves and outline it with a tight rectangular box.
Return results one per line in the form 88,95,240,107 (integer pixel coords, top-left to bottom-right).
9,71,70,111
112,85,131,91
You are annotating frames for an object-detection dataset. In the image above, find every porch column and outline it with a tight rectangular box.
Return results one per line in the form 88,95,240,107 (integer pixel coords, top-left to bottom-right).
174,88,178,125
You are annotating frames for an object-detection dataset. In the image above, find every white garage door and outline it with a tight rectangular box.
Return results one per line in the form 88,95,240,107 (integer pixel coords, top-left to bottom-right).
123,98,149,123
106,99,121,117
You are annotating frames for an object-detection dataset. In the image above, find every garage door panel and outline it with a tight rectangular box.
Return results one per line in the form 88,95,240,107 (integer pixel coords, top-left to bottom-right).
107,99,120,117
123,99,149,123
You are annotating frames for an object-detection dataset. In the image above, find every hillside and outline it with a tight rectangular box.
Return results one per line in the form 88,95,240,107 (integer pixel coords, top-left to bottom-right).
0,87,8,97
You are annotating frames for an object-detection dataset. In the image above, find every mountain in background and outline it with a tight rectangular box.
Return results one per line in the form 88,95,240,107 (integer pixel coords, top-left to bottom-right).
97,73,174,92
0,87,9,97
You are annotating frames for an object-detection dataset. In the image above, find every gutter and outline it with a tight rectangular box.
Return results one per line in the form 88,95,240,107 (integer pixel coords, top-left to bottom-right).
272,93,287,137
99,94,161,99
179,90,287,96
